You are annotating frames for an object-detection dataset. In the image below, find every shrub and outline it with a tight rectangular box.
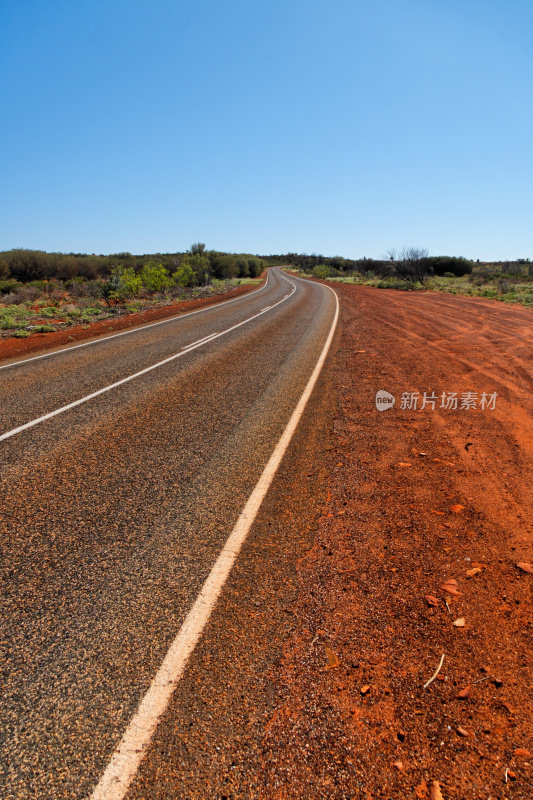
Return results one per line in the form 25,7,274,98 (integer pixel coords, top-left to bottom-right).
312,264,331,279
210,254,239,280
421,256,473,277
140,261,170,292
103,266,142,304
0,279,20,294
11,285,41,304
172,264,196,287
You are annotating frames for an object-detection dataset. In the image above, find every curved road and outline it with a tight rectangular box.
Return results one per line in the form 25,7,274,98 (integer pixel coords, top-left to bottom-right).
0,269,337,799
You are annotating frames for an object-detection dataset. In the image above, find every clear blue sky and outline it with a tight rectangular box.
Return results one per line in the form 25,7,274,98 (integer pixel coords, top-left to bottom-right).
1,0,532,260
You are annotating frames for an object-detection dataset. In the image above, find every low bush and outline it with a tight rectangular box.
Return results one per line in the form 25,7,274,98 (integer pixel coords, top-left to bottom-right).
140,262,170,292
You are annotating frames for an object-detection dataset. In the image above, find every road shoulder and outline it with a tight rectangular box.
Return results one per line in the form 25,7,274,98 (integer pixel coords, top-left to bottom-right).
260,283,532,799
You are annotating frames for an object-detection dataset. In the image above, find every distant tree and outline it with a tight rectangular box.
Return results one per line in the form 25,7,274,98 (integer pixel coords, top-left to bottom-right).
247,257,264,277
7,250,48,281
394,247,429,283
236,256,250,278
209,253,239,280
421,256,473,277
190,243,206,256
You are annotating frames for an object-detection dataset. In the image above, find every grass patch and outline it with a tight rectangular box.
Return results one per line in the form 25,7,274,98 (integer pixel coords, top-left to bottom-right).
312,271,533,307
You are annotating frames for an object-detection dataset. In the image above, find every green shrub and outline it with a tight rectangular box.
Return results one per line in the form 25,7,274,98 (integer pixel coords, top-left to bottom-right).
103,266,142,303
140,261,170,292
0,307,31,329
172,264,196,287
312,264,331,279
0,279,20,294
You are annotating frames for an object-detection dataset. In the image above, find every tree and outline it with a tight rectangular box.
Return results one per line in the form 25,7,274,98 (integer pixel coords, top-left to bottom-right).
209,253,239,280
422,256,473,277
394,247,429,283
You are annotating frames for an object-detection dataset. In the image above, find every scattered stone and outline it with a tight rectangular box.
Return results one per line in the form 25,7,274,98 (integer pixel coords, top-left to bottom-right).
466,567,482,578
325,647,340,669
415,780,428,798
453,617,466,627
440,579,462,597
431,781,444,800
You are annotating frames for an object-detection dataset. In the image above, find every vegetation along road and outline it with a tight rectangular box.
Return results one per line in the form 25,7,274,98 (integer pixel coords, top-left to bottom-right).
0,268,338,799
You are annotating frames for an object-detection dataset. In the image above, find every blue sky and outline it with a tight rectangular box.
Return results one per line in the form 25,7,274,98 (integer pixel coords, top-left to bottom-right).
1,0,532,259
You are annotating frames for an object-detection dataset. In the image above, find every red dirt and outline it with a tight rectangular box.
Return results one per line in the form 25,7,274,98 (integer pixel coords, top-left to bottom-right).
261,285,532,799
0,280,264,363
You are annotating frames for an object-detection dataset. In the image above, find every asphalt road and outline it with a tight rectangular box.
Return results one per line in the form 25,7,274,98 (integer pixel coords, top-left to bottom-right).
0,268,337,799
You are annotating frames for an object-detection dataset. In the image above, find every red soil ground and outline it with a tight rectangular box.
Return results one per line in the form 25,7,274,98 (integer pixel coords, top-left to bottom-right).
0,280,264,363
261,284,532,799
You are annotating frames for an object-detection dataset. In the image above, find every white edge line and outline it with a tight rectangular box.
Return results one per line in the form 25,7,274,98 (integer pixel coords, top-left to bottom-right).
0,272,271,371
89,278,338,800
0,277,296,443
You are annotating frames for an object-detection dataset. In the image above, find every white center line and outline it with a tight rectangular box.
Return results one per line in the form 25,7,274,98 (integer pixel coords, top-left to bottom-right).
0,281,296,443
180,332,219,349
89,277,338,800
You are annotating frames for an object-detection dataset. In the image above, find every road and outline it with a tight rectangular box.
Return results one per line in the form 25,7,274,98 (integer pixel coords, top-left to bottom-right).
0,268,338,799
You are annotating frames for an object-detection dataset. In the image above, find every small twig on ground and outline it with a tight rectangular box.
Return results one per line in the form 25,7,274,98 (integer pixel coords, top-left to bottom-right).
472,675,491,686
423,654,445,689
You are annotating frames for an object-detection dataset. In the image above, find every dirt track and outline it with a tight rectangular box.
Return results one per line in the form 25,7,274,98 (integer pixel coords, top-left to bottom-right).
261,285,532,799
